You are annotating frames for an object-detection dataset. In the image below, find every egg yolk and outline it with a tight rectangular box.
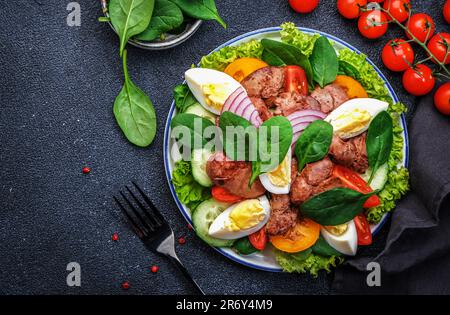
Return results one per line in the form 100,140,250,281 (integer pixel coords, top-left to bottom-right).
334,109,371,136
324,223,348,236
227,200,265,231
202,83,231,111
268,155,290,187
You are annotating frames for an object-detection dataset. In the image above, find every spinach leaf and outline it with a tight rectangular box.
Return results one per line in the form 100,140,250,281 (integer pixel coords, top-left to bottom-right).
173,84,197,112
309,36,338,87
366,111,393,184
290,248,313,262
233,237,258,255
109,0,155,55
300,188,376,226
219,111,257,161
338,60,359,79
114,50,157,147
294,120,333,171
135,0,184,41
171,0,226,28
261,39,313,87
170,113,215,149
311,235,342,257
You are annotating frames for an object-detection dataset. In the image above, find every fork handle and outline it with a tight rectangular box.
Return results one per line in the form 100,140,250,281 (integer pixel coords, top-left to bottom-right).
167,254,205,295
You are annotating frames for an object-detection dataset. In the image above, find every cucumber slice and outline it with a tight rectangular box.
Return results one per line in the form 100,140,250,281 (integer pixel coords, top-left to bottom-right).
185,102,216,123
191,148,213,187
192,199,234,247
361,163,388,191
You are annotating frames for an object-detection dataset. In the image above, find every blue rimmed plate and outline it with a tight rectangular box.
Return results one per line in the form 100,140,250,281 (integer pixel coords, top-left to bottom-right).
163,27,409,272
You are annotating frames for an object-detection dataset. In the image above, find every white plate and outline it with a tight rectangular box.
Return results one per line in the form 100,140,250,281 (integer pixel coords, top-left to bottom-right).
163,27,409,272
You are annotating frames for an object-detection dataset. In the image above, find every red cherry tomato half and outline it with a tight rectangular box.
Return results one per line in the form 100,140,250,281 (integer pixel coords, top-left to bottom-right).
370,0,384,2
434,83,450,115
249,228,267,251
427,33,450,65
402,64,436,96
383,0,411,23
406,13,436,43
289,0,320,13
444,0,450,24
284,65,308,95
358,9,388,39
382,38,415,72
337,0,367,19
332,165,381,208
211,186,242,203
354,214,372,246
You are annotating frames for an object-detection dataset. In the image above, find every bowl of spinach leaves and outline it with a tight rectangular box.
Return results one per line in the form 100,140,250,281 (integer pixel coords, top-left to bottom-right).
100,0,226,50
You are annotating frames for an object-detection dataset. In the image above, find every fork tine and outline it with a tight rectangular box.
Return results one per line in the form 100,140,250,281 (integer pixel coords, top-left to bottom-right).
119,191,154,233
113,196,146,237
132,182,165,224
125,185,160,228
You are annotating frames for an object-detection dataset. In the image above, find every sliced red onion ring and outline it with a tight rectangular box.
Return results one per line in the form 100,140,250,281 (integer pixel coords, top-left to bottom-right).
222,87,262,127
287,110,326,148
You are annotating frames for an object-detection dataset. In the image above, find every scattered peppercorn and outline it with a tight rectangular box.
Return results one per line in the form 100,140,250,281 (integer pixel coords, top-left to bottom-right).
121,281,130,290
150,265,159,273
112,233,119,241
82,167,91,174
178,236,186,245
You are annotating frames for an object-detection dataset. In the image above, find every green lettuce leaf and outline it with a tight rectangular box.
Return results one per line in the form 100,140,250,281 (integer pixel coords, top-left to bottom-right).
276,250,344,277
172,160,211,211
280,22,319,57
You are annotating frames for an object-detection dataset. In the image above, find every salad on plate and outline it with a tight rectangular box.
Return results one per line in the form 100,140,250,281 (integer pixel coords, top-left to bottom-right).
167,23,409,275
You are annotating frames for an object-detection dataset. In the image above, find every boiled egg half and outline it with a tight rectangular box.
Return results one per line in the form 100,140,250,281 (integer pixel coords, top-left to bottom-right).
324,98,389,139
321,220,358,256
208,196,271,240
185,68,241,115
259,148,292,194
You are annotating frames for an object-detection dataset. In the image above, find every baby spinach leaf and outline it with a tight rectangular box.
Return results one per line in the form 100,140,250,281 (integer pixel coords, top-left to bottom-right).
109,0,155,55
309,36,338,87
114,50,157,147
171,0,226,28
170,113,215,149
311,235,342,257
294,120,333,171
300,188,376,226
135,0,184,41
261,39,313,86
338,60,360,79
366,111,393,184
173,84,197,112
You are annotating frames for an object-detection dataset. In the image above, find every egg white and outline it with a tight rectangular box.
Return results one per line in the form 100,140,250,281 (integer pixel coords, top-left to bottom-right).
185,68,242,115
324,98,389,139
259,148,292,194
321,220,358,256
208,195,271,240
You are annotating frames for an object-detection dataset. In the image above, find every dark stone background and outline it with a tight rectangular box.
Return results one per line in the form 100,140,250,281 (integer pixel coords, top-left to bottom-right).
0,0,446,295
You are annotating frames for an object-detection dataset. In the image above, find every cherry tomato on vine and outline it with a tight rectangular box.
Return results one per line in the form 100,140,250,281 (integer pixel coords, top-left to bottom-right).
358,9,388,39
382,39,415,72
444,0,450,24
289,0,319,13
383,0,411,23
402,64,436,96
337,0,367,19
427,33,450,65
434,83,450,115
406,13,436,43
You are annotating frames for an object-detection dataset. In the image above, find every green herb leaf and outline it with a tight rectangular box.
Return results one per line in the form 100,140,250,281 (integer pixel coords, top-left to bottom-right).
109,0,155,56
366,111,393,184
113,50,157,147
309,36,338,87
311,235,342,257
294,120,333,171
135,0,184,41
171,0,226,28
173,84,197,113
261,39,313,87
338,60,360,79
233,237,258,255
170,113,215,149
300,188,376,226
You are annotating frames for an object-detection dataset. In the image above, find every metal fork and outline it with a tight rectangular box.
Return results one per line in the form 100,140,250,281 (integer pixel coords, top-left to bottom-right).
114,182,204,295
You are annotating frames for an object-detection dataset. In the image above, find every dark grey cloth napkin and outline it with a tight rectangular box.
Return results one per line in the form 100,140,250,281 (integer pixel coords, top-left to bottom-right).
333,84,450,294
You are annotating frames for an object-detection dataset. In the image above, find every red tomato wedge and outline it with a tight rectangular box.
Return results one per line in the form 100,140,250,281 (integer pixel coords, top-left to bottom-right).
284,65,308,95
332,165,381,208
211,186,243,203
249,228,267,251
354,213,372,245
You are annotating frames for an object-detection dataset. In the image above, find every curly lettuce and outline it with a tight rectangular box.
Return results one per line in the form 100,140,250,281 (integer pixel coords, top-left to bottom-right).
276,250,344,277
172,160,211,211
280,22,319,57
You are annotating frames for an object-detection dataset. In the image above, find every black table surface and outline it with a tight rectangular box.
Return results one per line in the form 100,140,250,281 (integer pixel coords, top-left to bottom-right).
0,0,446,295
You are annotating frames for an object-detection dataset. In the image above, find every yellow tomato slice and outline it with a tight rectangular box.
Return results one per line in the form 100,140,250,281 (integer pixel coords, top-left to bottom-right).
224,58,268,82
334,75,369,99
270,218,320,253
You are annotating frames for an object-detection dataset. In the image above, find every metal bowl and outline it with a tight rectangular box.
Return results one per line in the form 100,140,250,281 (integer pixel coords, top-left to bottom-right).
100,0,203,50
